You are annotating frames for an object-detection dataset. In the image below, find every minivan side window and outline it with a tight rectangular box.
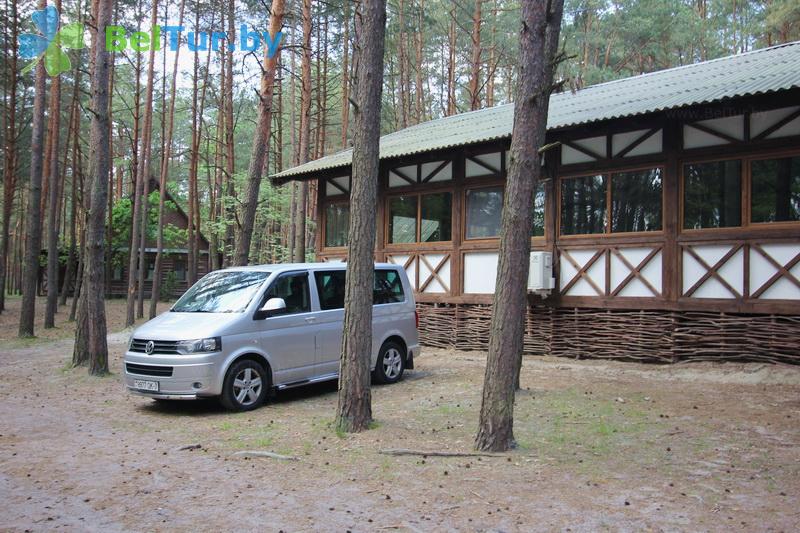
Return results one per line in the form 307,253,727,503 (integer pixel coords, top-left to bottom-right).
374,269,405,304
315,269,406,309
264,273,310,314
314,270,346,310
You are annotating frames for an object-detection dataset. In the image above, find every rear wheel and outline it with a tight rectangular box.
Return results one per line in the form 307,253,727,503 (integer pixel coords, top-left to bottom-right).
372,341,405,384
221,359,268,411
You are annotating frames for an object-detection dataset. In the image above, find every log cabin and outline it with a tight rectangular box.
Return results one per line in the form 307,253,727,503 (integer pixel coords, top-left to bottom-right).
272,42,800,363
40,181,212,299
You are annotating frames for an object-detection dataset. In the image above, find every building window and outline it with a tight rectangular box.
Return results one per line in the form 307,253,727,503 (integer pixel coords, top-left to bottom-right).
683,160,741,229
466,184,545,239
532,184,545,237
466,187,503,239
560,174,606,235
751,155,800,223
112,264,123,281
420,193,452,242
174,260,186,281
324,203,350,247
388,192,452,244
611,168,663,232
388,196,418,243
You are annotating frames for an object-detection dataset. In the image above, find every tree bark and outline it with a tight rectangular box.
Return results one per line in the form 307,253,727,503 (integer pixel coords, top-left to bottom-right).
222,0,236,267
293,0,312,263
340,0,350,148
19,0,48,337
475,0,564,452
414,0,425,123
468,0,483,111
44,0,64,328
187,8,200,284
446,5,457,116
398,0,409,128
335,0,386,433
0,0,19,314
74,0,115,375
126,0,159,326
234,0,285,266
150,0,186,316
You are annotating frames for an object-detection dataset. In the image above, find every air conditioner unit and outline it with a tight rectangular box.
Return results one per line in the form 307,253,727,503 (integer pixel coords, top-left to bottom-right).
528,251,555,296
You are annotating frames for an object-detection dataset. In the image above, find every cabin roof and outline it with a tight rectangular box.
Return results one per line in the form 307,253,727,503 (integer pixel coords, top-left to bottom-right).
272,41,800,181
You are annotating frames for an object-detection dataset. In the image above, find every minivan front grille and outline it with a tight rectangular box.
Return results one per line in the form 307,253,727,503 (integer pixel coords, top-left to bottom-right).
129,339,180,355
126,363,174,377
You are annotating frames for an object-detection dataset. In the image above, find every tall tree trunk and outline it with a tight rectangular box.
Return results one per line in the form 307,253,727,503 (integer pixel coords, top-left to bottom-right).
150,0,186,317
486,0,497,107
340,0,351,148
222,0,236,266
44,0,63,328
446,5,457,116
130,47,142,195
468,0,483,111
19,0,48,337
414,0,425,122
187,8,200,284
74,0,115,375
335,0,386,434
209,47,225,272
234,0,285,266
293,0,312,263
0,0,19,314
60,93,79,307
126,0,159,326
398,0,409,128
474,0,564,452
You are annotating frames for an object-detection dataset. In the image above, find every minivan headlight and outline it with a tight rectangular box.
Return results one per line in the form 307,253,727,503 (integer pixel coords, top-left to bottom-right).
176,337,221,354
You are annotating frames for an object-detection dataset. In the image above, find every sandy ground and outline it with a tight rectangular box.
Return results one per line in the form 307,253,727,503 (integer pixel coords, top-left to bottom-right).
0,296,172,349
1,304,799,531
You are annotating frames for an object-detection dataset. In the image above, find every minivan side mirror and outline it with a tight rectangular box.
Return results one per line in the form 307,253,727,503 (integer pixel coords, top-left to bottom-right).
254,297,287,320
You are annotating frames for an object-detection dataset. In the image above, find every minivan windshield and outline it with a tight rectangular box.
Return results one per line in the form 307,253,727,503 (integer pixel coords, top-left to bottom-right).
171,271,270,313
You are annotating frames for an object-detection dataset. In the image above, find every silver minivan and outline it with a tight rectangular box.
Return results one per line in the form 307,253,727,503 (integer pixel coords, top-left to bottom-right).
123,262,420,411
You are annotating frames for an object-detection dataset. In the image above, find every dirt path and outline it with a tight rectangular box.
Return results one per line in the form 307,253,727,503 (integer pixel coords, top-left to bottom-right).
1,330,799,532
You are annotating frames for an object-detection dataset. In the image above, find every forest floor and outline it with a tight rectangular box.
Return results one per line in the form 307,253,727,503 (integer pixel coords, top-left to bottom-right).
1,310,799,531
0,296,172,349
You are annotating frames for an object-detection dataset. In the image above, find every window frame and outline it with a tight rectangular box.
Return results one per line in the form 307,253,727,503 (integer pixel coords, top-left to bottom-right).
384,187,454,247
558,164,666,238
259,271,313,316
746,151,800,228
462,183,505,242
321,199,350,251
679,149,800,233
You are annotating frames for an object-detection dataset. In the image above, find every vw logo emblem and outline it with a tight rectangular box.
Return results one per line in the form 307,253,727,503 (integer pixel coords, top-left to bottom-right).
145,341,155,355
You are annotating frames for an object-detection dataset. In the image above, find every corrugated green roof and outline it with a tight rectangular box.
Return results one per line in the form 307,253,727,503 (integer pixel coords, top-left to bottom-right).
273,41,800,180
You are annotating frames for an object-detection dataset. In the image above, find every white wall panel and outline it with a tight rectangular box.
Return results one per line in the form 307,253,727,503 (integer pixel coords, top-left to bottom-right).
750,243,800,300
419,254,450,293
682,245,742,298
609,248,662,297
463,252,498,293
683,115,744,149
387,254,416,289
561,249,605,296
612,129,663,157
751,106,800,138
422,161,452,182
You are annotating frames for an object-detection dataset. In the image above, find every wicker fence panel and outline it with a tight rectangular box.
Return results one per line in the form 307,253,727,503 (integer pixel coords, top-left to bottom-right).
416,302,800,364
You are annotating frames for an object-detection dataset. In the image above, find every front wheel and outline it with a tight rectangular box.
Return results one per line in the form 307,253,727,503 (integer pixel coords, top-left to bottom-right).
221,359,268,411
372,341,405,384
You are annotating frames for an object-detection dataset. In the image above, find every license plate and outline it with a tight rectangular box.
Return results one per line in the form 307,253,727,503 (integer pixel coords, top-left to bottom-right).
133,379,159,392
